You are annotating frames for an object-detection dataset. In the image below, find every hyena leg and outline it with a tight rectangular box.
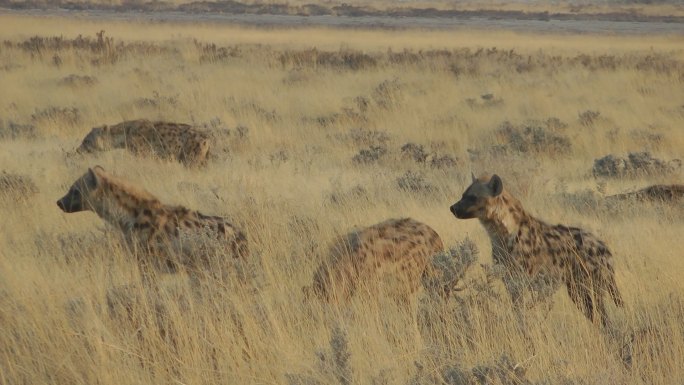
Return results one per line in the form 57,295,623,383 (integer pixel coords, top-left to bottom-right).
502,269,526,308
592,279,610,329
502,270,536,351
566,278,598,325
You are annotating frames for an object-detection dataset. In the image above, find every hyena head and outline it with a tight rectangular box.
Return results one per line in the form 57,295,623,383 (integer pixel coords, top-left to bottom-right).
450,173,503,220
57,166,104,213
77,125,112,153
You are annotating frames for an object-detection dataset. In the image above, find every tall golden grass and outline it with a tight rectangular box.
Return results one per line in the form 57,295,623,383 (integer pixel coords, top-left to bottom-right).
0,14,683,385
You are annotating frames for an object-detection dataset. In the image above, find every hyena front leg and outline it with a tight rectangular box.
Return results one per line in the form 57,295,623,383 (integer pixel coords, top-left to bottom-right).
500,268,537,352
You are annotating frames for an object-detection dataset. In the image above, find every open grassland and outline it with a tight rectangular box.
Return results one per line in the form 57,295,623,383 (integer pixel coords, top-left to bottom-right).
1,15,683,385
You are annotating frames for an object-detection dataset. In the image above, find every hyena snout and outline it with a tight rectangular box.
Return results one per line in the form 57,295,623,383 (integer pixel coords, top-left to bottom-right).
56,194,82,213
450,201,473,219
75,144,95,154
449,203,459,216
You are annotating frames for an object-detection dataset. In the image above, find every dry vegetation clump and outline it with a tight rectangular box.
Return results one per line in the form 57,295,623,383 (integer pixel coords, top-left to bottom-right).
578,109,602,127
428,154,459,170
628,128,665,150
592,151,682,178
279,48,378,71
228,100,281,123
4,30,176,66
489,119,572,158
396,170,437,195
327,184,368,206
470,354,531,385
194,40,241,64
133,91,179,110
203,121,249,158
58,73,98,87
423,238,478,298
285,325,353,385
345,127,390,148
352,145,387,165
401,143,460,170
309,109,367,129
370,78,404,110
401,143,429,163
338,127,393,164
0,171,39,201
465,93,504,109
31,106,82,127
196,118,248,139
313,80,403,132
0,120,38,140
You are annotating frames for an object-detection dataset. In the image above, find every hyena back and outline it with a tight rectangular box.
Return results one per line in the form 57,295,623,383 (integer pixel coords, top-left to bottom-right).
450,174,623,327
304,218,445,303
77,119,210,167
57,166,248,275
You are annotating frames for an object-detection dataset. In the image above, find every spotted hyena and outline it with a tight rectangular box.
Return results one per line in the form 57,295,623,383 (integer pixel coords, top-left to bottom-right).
56,166,248,277
304,218,445,303
450,174,623,327
76,119,210,167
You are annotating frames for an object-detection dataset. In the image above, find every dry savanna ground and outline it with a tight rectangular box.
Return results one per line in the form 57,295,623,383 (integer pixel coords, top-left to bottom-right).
0,14,683,385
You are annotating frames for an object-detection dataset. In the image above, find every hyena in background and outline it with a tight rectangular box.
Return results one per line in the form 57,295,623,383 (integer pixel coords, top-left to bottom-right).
76,119,210,167
303,218,446,304
450,174,623,328
57,166,248,278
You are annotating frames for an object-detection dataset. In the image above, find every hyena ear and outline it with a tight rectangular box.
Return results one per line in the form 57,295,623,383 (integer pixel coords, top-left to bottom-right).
85,167,103,190
471,172,477,183
489,174,503,196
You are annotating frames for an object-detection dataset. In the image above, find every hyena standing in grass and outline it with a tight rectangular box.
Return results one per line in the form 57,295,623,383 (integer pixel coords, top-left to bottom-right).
57,166,248,280
450,174,623,328
303,218,446,304
76,119,211,167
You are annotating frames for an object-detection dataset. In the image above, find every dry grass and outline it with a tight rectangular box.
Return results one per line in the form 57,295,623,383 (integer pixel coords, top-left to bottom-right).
1,14,683,385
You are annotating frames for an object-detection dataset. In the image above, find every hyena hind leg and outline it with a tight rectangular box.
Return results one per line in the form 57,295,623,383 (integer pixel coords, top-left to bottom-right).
566,279,613,328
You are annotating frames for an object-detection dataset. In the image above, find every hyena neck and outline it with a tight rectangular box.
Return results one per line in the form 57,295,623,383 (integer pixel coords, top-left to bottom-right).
92,177,162,232
478,190,529,248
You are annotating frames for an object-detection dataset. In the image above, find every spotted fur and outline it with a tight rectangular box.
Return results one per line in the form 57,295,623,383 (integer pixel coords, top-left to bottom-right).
304,218,445,303
76,119,210,167
57,166,247,275
450,174,623,327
